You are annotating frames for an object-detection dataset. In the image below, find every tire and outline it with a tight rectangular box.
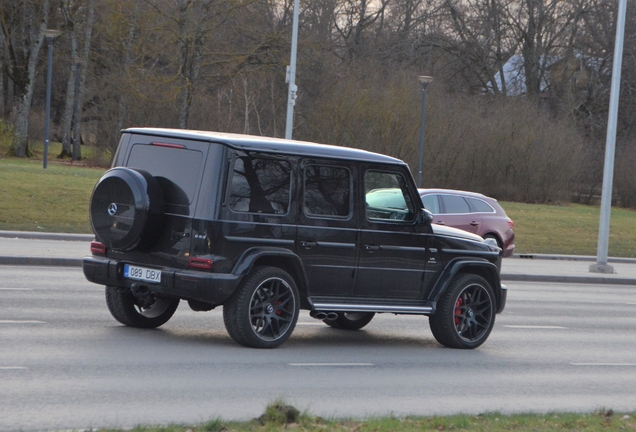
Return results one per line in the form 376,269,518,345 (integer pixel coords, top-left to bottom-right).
223,266,299,349
105,286,179,328
324,312,375,330
429,273,495,349
90,167,165,251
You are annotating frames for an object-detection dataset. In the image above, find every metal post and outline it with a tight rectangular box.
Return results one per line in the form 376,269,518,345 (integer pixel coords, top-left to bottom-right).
417,76,433,187
284,0,300,140
42,29,61,169
590,0,627,274
72,59,82,161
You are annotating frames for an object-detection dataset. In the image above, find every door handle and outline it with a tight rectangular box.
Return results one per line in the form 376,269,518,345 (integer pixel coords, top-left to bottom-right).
364,245,380,252
470,221,480,226
299,240,317,248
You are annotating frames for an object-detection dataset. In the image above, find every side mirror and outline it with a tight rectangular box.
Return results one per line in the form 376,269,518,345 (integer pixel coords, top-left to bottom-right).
418,208,433,225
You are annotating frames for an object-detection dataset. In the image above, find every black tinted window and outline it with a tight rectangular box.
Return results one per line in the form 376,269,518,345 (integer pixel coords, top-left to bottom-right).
304,165,351,217
229,155,291,214
441,195,470,214
128,144,202,211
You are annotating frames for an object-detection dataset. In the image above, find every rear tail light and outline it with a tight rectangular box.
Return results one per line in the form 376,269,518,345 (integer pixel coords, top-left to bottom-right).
90,241,107,255
188,257,213,270
508,219,514,229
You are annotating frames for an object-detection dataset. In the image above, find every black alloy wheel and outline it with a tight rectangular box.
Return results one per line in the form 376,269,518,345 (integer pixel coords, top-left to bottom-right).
429,274,495,349
223,266,299,349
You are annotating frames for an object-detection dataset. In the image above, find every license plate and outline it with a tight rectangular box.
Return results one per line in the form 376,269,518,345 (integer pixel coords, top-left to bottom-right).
124,264,161,284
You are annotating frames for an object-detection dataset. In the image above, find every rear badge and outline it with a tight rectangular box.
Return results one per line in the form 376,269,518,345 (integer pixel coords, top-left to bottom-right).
108,203,118,216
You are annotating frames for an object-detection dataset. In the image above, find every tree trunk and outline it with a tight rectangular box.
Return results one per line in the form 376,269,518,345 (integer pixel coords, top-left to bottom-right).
10,0,51,157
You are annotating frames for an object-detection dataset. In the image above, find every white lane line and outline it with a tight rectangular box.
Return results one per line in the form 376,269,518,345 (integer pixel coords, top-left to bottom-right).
0,288,33,291
503,325,567,329
571,363,636,366
288,363,374,367
0,367,28,370
0,320,46,324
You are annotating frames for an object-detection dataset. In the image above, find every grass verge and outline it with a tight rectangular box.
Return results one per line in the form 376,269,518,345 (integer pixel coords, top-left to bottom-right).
502,201,636,257
0,157,104,233
98,403,635,431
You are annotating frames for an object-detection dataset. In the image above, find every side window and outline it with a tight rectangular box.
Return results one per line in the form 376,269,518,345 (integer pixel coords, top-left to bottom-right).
229,154,291,214
364,171,415,222
421,194,440,214
467,197,495,213
304,165,351,218
440,195,470,214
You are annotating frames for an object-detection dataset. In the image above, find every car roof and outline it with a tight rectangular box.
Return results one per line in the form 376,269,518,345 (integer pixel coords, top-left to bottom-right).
418,188,495,201
123,128,404,165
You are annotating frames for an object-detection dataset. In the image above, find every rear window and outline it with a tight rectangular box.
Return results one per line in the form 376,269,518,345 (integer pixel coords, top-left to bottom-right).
467,197,495,213
127,143,203,214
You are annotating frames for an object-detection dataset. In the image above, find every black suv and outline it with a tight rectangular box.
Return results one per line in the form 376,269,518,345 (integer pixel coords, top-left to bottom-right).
83,128,507,349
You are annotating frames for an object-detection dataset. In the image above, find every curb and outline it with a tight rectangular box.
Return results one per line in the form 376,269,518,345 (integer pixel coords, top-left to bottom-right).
0,230,94,242
501,273,636,285
513,253,636,264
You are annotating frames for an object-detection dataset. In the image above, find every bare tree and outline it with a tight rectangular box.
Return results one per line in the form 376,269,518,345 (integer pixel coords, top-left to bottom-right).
1,0,51,157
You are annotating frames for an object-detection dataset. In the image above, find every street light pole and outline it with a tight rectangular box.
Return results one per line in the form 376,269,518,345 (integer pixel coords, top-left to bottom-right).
72,59,83,161
284,0,299,140
589,0,627,274
42,29,62,169
417,76,433,187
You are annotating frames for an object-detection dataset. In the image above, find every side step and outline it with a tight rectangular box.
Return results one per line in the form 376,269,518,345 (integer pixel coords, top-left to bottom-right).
312,302,434,315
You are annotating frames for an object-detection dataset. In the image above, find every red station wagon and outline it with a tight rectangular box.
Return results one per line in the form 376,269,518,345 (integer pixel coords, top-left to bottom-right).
419,189,515,257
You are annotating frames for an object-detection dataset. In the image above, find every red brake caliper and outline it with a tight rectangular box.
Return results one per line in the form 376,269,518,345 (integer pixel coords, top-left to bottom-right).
454,297,463,326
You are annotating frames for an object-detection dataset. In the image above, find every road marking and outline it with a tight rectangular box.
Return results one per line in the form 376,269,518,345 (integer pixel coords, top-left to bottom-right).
288,363,374,367
0,367,28,370
571,363,636,366
503,325,567,329
0,320,46,324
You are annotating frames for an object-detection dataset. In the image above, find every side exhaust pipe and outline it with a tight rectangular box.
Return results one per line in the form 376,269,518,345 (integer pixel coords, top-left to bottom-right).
310,311,339,321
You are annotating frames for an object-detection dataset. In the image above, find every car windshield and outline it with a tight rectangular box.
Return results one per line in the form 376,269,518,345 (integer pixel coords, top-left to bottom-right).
366,189,407,209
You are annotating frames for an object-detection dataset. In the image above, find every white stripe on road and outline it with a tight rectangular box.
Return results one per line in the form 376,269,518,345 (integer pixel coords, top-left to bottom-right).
0,320,46,324
571,363,636,366
504,325,567,329
0,367,28,370
288,363,374,367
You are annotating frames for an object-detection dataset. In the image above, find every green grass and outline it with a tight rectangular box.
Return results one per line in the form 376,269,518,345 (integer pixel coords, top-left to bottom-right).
96,404,636,431
1,156,636,257
502,201,636,257
0,157,104,233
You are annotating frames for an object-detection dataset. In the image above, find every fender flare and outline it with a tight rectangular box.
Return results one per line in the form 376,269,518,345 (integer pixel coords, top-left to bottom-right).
427,258,503,310
231,247,310,299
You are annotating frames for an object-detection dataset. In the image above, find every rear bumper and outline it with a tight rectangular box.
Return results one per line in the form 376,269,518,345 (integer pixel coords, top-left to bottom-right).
83,256,241,305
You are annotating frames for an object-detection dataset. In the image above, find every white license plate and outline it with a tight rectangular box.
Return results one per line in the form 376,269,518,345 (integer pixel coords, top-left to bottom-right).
124,264,161,284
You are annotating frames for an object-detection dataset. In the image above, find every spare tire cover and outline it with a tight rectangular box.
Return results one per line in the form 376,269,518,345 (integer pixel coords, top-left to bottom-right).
90,167,165,251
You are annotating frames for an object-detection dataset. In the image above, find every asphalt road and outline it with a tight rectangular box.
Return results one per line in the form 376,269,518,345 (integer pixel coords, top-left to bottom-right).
2,266,636,431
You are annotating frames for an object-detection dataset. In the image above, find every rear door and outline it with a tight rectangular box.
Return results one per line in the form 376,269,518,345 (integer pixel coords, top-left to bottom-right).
296,160,357,297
